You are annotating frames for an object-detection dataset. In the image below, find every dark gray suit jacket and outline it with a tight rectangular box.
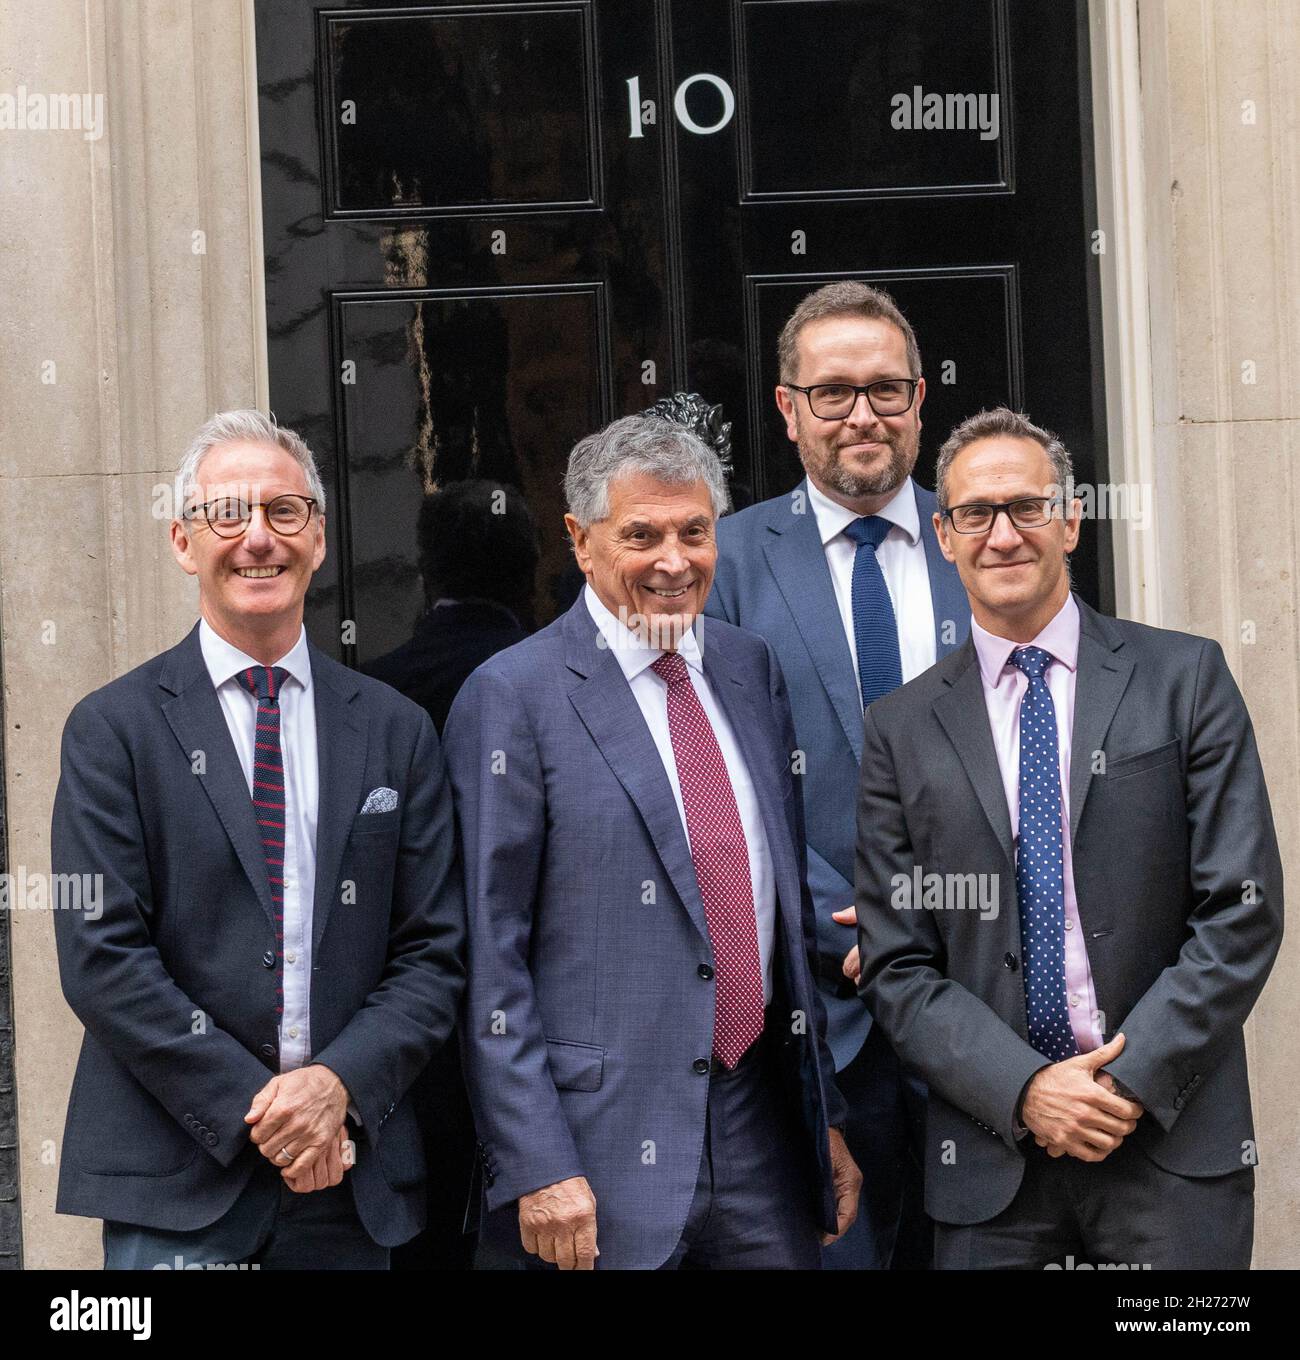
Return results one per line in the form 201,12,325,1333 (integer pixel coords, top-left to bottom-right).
51,623,466,1246
855,596,1283,1225
444,596,845,1269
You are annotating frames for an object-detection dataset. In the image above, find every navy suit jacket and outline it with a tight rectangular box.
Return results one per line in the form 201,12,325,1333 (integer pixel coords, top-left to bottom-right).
706,478,970,1068
51,623,466,1247
443,596,845,1270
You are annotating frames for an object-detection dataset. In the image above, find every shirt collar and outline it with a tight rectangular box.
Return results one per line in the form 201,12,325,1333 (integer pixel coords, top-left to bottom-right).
805,475,921,548
199,618,313,692
971,592,1080,690
582,583,704,682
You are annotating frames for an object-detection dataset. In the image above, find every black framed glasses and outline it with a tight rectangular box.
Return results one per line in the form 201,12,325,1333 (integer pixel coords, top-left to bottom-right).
185,494,318,538
785,378,919,419
944,496,1059,535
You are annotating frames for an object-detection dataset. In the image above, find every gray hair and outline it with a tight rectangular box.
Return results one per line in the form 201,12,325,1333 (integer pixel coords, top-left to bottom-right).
563,414,730,529
175,410,325,517
934,407,1073,513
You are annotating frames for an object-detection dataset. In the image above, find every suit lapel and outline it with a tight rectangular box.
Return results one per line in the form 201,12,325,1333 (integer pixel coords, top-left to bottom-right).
916,485,971,659
762,490,865,763
932,643,1016,872
309,646,368,952
1067,601,1134,844
159,625,278,934
563,603,711,945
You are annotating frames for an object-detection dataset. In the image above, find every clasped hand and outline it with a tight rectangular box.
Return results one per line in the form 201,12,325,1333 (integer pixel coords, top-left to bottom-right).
244,1064,353,1193
1022,1033,1145,1161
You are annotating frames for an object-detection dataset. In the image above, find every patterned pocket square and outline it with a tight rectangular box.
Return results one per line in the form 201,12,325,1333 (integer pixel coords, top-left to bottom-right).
360,787,398,814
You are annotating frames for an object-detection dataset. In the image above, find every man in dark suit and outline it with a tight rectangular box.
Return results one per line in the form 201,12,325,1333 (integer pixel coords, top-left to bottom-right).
51,410,465,1269
707,281,968,1268
855,405,1283,1269
445,413,860,1269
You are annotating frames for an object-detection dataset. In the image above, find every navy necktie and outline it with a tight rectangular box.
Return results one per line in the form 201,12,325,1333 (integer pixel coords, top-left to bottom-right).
1010,646,1077,1062
843,515,903,708
237,665,290,1024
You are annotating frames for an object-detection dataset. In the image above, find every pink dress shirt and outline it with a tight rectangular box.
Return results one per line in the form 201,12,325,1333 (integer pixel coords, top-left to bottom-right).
970,594,1103,1053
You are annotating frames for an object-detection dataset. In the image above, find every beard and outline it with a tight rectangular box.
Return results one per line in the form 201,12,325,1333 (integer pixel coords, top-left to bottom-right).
799,421,918,500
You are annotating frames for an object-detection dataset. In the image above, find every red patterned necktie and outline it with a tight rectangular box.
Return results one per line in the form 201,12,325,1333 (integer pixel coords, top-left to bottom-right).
237,665,290,1024
651,651,764,1068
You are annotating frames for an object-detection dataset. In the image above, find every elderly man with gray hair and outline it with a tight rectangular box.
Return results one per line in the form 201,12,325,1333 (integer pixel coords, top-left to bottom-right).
445,413,859,1270
51,409,465,1268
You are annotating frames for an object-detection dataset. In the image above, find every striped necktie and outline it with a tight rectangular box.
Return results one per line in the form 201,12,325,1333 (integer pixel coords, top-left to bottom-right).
236,665,290,1024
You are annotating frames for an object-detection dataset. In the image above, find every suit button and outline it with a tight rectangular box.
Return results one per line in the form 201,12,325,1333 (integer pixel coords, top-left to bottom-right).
262,951,275,968
205,1132,218,1147
183,1113,194,1127
693,1058,710,1075
259,1043,276,1059
1004,953,1018,970
698,964,714,980
485,1171,495,1187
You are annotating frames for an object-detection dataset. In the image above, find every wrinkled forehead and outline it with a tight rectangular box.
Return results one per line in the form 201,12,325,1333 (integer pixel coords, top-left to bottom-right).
947,436,1056,500
604,472,716,525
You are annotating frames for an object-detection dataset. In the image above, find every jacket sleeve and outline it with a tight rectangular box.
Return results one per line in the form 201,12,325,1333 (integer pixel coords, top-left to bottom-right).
442,666,588,1209
855,704,1045,1147
313,707,467,1142
51,698,272,1167
1103,639,1284,1129
764,640,849,1129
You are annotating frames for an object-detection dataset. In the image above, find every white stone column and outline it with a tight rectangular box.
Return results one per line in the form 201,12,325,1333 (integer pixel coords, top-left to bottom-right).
1099,0,1299,1266
0,0,266,1267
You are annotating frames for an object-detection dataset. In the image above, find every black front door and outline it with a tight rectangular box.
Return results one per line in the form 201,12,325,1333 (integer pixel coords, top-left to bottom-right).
256,0,1106,665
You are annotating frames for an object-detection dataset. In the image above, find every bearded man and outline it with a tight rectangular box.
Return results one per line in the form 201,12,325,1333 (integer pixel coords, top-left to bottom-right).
705,281,970,1268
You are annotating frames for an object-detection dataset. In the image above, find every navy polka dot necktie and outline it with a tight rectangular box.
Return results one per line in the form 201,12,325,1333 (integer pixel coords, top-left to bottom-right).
843,515,903,709
1010,646,1078,1062
236,665,290,1024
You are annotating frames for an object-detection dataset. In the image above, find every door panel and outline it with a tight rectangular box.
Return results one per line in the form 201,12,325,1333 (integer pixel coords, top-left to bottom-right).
335,284,607,661
256,0,1107,663
322,5,601,216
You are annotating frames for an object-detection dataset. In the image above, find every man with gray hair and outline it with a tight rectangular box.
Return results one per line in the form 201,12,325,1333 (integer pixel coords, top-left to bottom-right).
51,409,466,1268
855,406,1282,1268
445,413,860,1269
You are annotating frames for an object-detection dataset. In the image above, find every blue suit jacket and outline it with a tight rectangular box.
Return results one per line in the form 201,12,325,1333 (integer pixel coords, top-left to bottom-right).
443,595,845,1270
706,478,970,1069
51,623,466,1247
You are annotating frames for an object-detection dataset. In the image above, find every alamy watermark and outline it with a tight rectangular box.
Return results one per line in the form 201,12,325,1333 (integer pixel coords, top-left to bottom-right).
1048,478,1152,530
594,604,707,655
891,868,999,920
891,86,1000,141
1,86,104,141
1,868,103,919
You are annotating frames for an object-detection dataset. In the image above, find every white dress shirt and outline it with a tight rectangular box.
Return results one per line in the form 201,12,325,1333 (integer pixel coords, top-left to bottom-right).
583,585,776,1002
199,620,319,1072
806,475,937,701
